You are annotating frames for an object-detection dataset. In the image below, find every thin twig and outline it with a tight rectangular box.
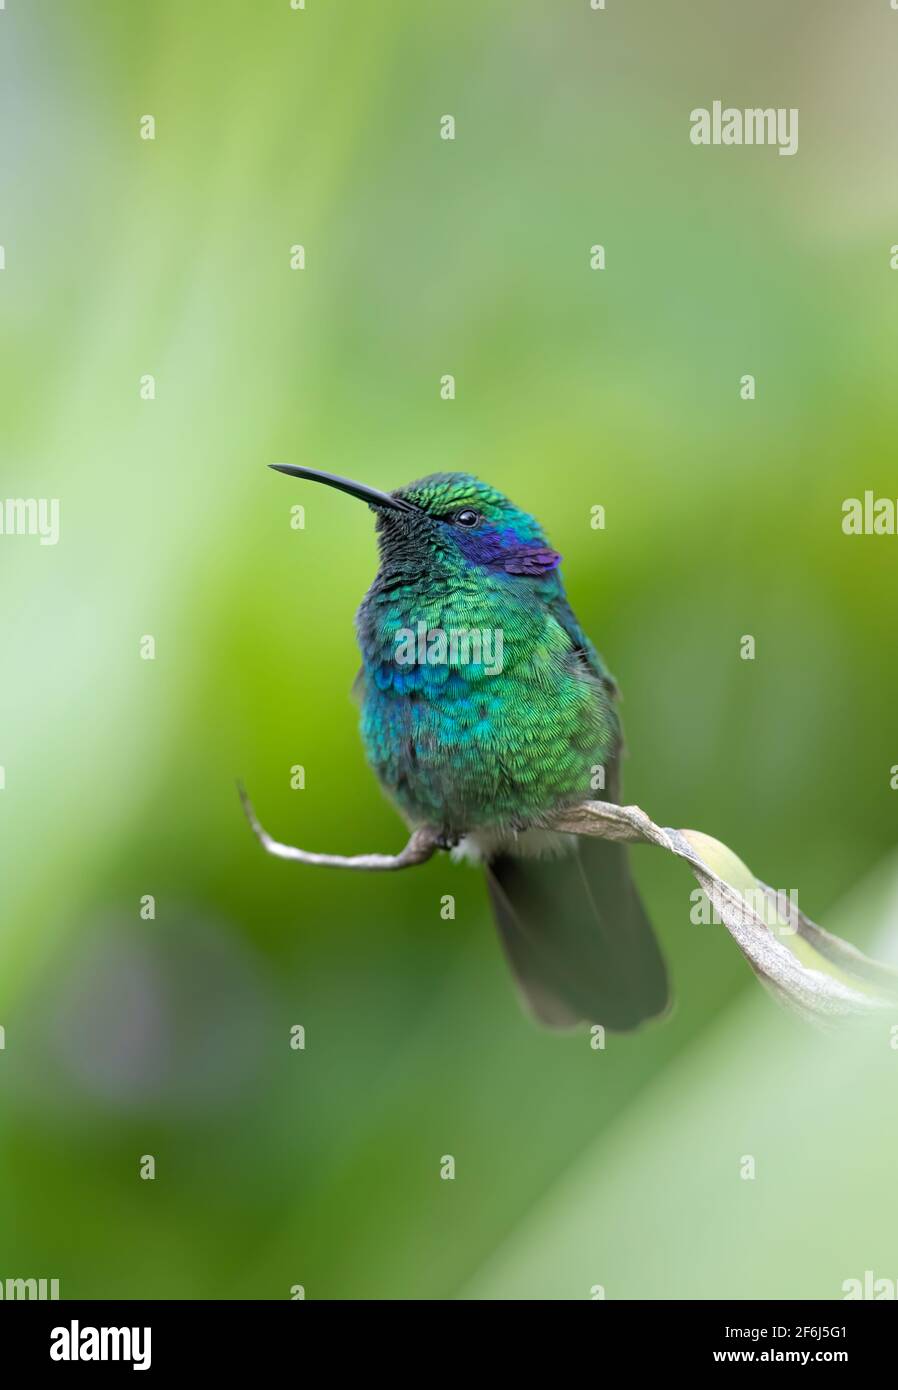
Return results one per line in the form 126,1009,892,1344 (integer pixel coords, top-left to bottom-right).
237,781,439,870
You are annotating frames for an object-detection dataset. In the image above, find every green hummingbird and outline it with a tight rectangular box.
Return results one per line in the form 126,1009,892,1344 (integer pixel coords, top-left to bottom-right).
270,464,669,1031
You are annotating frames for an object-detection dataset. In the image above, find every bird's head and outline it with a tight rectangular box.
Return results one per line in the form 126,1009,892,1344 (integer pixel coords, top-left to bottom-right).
269,465,562,577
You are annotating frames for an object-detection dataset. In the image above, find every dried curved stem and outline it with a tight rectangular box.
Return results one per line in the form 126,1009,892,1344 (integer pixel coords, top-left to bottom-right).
237,785,898,1023
237,782,439,870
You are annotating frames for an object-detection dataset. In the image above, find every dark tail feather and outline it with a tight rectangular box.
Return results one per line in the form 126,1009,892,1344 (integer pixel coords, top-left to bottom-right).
485,836,670,1031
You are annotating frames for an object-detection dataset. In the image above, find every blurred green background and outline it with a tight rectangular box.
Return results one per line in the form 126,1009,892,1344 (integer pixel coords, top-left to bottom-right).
1,0,897,1299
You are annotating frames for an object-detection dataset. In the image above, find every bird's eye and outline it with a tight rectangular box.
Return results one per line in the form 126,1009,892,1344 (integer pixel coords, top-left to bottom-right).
455,508,481,527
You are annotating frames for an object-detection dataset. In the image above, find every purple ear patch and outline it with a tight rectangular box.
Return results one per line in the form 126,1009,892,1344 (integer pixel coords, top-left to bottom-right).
454,523,561,576
503,548,562,576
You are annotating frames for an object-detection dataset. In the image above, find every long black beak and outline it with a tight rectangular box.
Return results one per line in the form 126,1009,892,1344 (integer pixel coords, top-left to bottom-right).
268,463,417,512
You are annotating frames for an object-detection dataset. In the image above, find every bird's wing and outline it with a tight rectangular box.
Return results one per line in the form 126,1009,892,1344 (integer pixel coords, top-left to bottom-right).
544,583,619,699
350,665,367,705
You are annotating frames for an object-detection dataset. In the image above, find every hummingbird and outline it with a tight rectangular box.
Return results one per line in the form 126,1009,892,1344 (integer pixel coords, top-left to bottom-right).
270,464,669,1031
